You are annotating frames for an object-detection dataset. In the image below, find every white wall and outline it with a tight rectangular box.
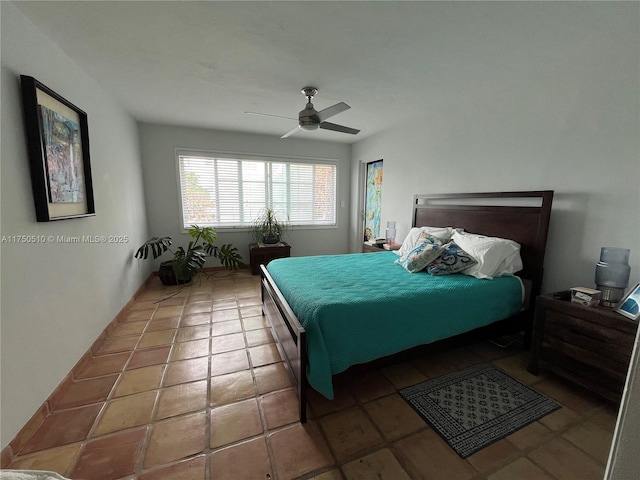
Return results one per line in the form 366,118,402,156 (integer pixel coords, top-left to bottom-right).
138,123,352,264
0,3,150,447
351,4,639,295
352,4,639,477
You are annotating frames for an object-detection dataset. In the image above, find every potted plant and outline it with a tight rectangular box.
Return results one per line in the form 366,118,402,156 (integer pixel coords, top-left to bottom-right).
249,208,289,245
135,225,244,285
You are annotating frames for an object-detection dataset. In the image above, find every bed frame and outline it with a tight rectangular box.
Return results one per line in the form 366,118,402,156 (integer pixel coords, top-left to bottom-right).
260,190,554,422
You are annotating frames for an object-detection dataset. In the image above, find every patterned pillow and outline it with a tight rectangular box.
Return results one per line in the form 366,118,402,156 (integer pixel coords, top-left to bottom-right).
395,234,443,273
426,241,477,276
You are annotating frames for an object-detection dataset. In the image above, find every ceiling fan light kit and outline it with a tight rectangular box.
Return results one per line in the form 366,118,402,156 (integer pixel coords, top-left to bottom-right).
248,87,360,139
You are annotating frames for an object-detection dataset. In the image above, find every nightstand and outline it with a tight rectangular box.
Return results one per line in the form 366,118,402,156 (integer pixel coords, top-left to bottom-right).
249,242,291,275
362,243,385,253
528,290,638,403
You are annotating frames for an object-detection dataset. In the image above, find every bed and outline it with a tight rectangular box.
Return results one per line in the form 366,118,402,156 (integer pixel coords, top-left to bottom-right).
260,191,554,421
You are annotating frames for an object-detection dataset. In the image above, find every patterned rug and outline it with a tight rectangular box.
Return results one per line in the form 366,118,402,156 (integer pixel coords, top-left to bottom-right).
399,363,560,458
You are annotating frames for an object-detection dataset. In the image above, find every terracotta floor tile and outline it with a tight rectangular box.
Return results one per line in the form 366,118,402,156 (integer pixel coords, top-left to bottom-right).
492,354,542,386
248,343,282,367
74,352,130,379
347,369,396,403
411,355,458,378
320,406,383,460
144,412,207,469
254,362,293,394
164,357,209,386
95,335,139,355
109,320,148,337
562,421,614,464
260,388,300,430
210,370,256,407
145,316,180,332
139,455,206,480
209,437,273,480
210,332,246,354
535,377,603,415
393,429,476,480
308,469,343,480
506,421,554,450
466,439,519,473
341,448,410,480
590,405,620,432
51,374,118,410
212,299,238,311
211,319,243,336
170,338,210,361
380,362,428,389
127,345,171,369
245,327,274,347
176,324,211,342
211,349,250,376
122,307,155,321
20,404,102,455
241,315,270,330
307,382,356,418
238,296,261,307
363,394,424,440
212,309,240,322
240,305,262,318
114,364,165,397
157,297,186,307
156,380,208,420
183,303,213,315
181,312,212,326
487,457,554,480
528,437,605,480
7,443,81,475
538,406,581,431
269,422,334,480
210,398,263,448
92,391,157,436
138,329,177,348
71,427,147,480
152,305,184,319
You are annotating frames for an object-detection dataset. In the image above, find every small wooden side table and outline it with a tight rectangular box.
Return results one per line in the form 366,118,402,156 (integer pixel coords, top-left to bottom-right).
249,242,291,275
528,290,638,403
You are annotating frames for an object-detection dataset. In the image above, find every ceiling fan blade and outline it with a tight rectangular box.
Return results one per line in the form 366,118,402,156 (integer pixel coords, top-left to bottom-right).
281,126,300,138
319,121,360,135
245,111,297,121
316,102,350,122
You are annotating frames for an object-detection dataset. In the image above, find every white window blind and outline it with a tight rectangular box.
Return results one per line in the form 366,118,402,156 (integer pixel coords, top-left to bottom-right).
178,154,337,229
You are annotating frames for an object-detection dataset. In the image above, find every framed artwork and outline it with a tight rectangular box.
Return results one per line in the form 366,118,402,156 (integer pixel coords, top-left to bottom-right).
616,283,640,321
364,159,383,241
20,75,95,221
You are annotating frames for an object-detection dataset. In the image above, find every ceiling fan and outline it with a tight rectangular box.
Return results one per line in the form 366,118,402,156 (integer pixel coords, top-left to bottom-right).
246,87,360,139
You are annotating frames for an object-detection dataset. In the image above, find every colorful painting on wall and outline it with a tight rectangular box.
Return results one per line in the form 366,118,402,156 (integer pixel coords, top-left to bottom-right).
364,160,383,241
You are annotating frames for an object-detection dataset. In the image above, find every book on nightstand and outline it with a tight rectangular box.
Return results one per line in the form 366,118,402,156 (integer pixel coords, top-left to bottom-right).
364,237,386,246
383,243,401,251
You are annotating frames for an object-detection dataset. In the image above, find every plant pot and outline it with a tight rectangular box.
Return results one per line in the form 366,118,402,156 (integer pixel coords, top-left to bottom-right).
263,234,280,245
158,260,190,286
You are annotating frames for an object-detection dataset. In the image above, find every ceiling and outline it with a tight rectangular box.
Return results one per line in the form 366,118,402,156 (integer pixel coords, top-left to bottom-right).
12,1,603,144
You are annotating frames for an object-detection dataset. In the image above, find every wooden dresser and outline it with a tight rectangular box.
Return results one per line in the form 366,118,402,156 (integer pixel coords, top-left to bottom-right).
528,290,638,403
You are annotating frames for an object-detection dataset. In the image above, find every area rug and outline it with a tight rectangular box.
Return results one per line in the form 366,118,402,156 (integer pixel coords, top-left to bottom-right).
399,363,560,458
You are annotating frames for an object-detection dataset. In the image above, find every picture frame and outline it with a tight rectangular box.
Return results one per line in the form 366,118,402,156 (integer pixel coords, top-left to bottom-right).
616,283,640,321
20,75,95,221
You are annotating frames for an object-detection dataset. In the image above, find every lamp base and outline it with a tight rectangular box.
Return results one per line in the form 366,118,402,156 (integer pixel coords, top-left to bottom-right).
597,286,625,307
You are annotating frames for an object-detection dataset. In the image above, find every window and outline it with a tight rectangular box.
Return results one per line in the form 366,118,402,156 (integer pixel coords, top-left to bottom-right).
177,152,337,229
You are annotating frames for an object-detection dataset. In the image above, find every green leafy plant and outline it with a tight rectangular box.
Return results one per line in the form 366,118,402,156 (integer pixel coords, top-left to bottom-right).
135,225,244,284
249,208,289,244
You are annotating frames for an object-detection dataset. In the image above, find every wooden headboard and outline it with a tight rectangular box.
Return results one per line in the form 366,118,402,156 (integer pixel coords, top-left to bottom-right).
413,191,554,310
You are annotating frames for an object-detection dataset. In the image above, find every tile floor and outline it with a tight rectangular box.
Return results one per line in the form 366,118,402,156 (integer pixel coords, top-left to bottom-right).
4,270,618,480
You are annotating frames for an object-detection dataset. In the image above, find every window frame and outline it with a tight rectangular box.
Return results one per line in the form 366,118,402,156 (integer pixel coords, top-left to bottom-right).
175,148,340,232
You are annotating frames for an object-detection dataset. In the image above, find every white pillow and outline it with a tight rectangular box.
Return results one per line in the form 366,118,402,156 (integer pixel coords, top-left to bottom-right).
395,226,456,257
451,231,522,279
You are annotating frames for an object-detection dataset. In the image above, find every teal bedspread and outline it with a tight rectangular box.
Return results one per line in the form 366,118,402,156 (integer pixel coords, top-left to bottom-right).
266,251,523,399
